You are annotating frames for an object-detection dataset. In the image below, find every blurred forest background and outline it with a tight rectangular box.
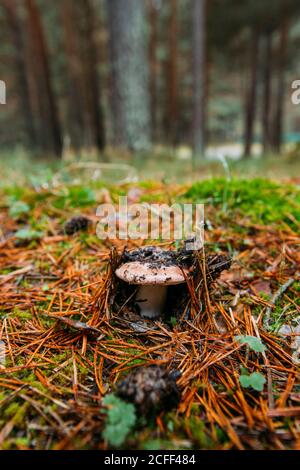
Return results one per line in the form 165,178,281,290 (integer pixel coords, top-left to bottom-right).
1,0,300,178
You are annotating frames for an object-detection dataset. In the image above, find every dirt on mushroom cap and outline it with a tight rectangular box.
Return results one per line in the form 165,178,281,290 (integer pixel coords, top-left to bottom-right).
122,246,180,267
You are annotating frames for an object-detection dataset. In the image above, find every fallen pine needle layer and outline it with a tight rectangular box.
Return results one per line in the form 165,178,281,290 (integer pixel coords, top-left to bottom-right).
0,179,299,450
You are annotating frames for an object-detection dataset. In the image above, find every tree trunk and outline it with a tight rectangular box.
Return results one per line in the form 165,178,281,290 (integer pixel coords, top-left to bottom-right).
61,0,85,151
243,29,260,158
149,0,158,141
165,0,178,145
61,0,105,153
106,0,151,151
261,31,273,155
2,0,36,149
192,0,206,164
78,0,105,152
24,0,62,157
272,17,289,154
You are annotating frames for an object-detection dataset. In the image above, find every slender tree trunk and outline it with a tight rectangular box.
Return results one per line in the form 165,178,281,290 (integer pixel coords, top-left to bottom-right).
261,31,273,155
106,0,151,151
192,0,206,163
272,17,289,153
2,0,36,149
78,0,105,152
61,0,105,153
61,0,85,151
166,0,178,145
24,0,62,157
243,29,260,158
149,0,158,141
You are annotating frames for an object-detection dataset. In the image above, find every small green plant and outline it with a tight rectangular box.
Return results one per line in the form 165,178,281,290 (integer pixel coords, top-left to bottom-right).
102,394,136,447
15,228,43,240
234,335,266,353
54,186,96,209
239,371,266,392
9,201,30,219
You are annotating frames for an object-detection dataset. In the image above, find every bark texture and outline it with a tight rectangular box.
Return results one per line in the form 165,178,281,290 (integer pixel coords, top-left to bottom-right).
106,0,151,151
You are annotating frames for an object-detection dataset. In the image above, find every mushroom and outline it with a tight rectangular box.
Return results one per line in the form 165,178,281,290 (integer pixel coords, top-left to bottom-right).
115,247,190,319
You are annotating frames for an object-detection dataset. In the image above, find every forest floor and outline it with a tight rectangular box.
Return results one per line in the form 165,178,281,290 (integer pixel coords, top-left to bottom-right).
2,146,300,185
0,175,299,450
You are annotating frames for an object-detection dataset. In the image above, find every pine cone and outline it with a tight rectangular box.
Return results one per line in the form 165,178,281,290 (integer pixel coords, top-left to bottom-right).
64,216,90,235
116,365,181,415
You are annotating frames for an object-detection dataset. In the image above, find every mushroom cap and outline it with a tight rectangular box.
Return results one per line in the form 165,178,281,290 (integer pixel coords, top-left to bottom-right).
115,261,189,285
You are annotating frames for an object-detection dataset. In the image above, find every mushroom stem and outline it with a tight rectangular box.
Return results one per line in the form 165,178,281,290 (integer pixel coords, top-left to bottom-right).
135,285,167,319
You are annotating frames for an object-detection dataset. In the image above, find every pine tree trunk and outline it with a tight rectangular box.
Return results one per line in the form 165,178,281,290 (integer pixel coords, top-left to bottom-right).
2,0,36,149
149,0,158,141
24,0,62,157
61,0,105,153
78,0,105,152
165,0,178,145
106,0,151,151
243,30,260,158
61,0,85,151
272,17,289,154
192,0,206,163
261,31,273,155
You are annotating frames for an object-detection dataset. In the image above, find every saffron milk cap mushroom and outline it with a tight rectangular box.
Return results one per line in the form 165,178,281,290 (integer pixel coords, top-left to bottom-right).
115,247,190,319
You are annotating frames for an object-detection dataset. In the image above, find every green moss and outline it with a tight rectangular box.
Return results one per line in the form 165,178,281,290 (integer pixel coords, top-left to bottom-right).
215,425,229,444
184,178,300,228
11,308,32,320
2,403,29,426
4,402,21,419
53,186,96,209
0,268,14,275
186,415,213,448
141,439,186,450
